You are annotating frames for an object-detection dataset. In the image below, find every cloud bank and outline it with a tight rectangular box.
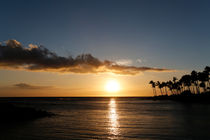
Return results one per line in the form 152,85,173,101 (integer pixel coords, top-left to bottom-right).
0,40,172,75
14,83,51,89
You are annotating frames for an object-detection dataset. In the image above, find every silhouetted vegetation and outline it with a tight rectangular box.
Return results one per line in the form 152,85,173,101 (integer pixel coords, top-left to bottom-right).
149,66,210,102
0,103,54,123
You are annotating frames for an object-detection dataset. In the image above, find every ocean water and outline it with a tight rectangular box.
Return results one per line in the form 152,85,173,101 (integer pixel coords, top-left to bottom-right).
1,97,210,140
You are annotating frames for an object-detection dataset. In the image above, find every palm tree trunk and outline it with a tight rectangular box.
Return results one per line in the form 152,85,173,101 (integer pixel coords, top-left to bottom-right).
165,87,168,95
154,87,157,96
153,88,156,96
170,89,174,95
188,86,191,93
159,88,163,95
192,86,195,94
196,81,200,94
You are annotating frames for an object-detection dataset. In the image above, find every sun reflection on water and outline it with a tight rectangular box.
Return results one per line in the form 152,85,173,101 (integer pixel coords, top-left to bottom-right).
108,98,120,136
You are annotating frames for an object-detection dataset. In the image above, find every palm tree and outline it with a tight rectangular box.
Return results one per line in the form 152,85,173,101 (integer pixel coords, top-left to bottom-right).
167,80,174,95
172,77,181,94
180,75,192,93
198,71,209,92
191,70,199,94
148,66,209,96
156,81,163,95
204,66,210,74
200,82,206,92
203,66,210,90
162,82,168,95
173,81,181,95
176,81,182,94
173,77,177,83
149,80,157,96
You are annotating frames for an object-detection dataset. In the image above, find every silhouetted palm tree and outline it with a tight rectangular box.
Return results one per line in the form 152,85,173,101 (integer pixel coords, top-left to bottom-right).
149,66,210,96
204,66,210,91
167,80,174,95
198,71,209,92
172,77,180,94
173,77,177,83
203,67,210,89
149,80,157,96
200,82,206,92
204,66,210,74
191,70,199,94
156,81,163,95
180,75,192,92
176,81,182,94
162,82,168,95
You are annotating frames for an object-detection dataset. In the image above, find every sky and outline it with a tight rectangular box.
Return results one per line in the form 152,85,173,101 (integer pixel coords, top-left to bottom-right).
0,0,210,97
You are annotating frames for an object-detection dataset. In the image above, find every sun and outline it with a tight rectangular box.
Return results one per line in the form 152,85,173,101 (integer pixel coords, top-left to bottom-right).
105,79,120,93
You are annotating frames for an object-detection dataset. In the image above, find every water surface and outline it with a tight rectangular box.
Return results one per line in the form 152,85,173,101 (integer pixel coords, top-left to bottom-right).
1,97,210,140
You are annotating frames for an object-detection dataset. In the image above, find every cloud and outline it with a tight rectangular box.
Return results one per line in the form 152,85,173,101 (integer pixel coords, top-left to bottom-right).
116,59,133,66
0,40,172,75
14,83,51,89
136,58,142,63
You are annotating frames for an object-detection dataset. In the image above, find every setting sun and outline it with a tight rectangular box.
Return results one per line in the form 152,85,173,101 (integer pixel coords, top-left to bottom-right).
105,79,120,93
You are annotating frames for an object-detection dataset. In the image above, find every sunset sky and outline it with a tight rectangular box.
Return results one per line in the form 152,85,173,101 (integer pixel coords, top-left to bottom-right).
0,0,210,97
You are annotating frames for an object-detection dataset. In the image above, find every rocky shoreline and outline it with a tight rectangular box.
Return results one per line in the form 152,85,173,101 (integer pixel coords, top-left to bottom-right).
0,103,54,123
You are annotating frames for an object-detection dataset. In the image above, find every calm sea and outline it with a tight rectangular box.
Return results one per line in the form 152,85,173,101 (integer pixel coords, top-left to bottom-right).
1,97,210,140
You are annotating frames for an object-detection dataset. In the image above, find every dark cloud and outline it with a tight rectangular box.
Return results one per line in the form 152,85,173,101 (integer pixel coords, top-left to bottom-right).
14,83,51,89
0,40,172,75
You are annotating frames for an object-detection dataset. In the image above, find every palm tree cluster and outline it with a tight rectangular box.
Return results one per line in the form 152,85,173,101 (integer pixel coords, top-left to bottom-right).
149,66,210,97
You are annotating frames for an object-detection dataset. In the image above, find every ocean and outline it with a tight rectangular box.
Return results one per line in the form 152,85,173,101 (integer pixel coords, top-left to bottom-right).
1,97,210,140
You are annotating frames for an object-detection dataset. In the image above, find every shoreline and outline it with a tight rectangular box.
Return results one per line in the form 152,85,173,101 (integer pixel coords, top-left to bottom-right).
0,103,54,123
152,91,210,103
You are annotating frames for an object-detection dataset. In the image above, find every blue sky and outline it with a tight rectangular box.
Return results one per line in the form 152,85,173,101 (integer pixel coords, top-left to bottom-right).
1,0,210,71
0,0,210,97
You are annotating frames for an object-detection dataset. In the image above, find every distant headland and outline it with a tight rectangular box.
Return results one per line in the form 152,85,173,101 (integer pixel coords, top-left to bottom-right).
0,103,54,123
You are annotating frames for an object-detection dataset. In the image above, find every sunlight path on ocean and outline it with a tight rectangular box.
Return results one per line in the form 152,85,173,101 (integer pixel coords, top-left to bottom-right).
108,98,120,136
